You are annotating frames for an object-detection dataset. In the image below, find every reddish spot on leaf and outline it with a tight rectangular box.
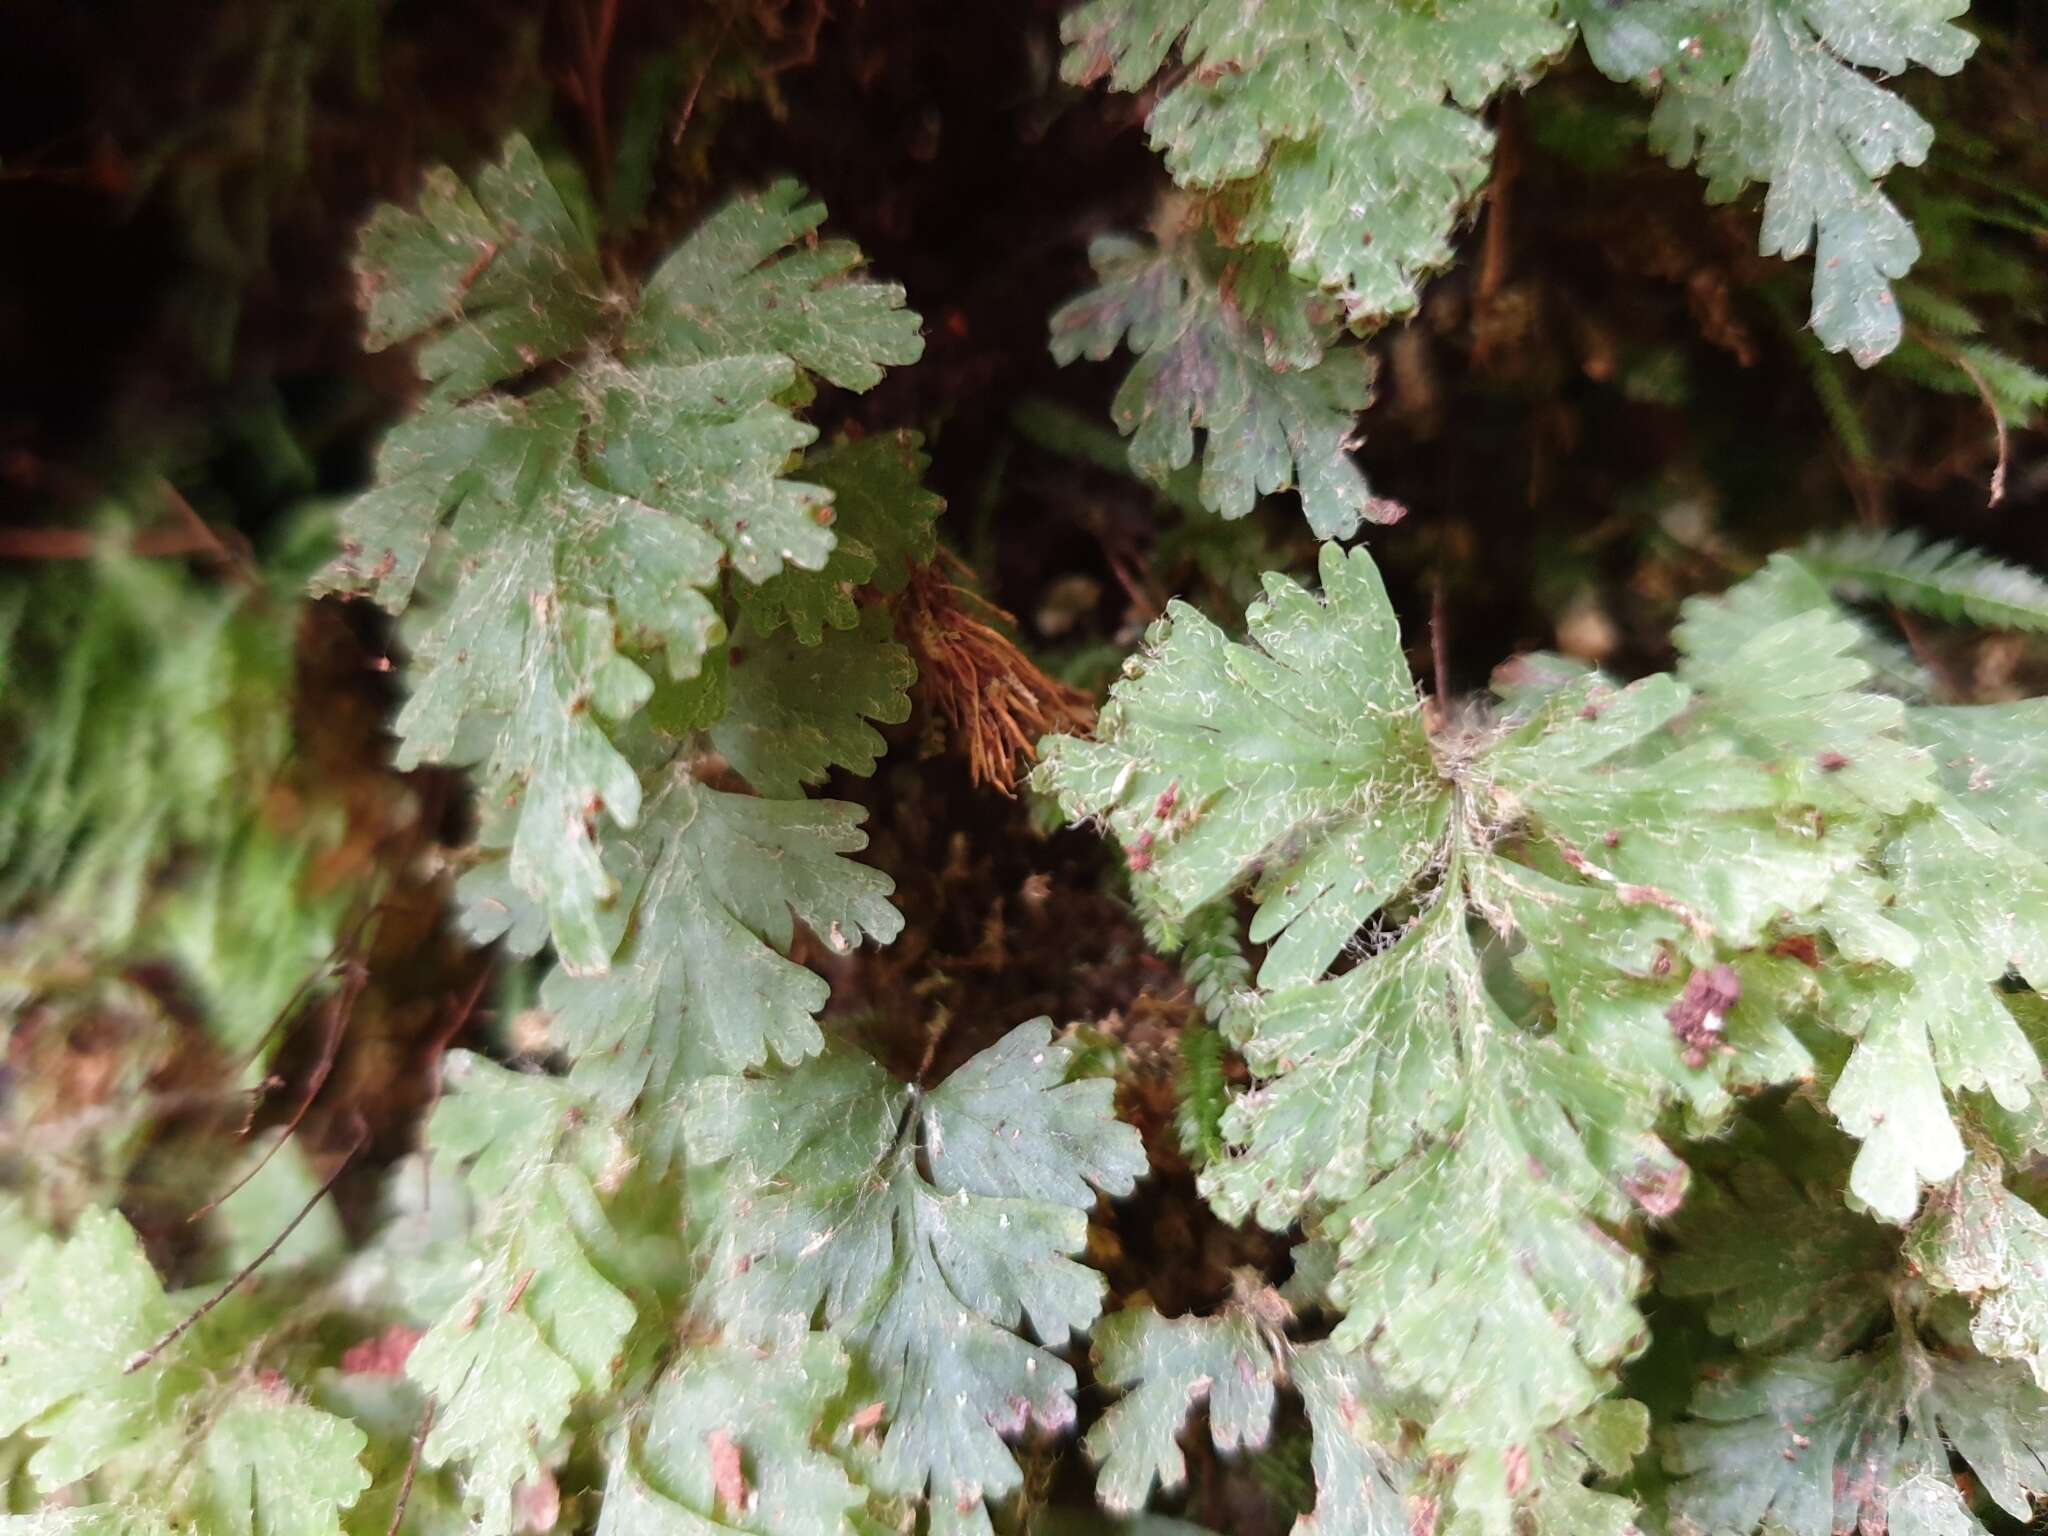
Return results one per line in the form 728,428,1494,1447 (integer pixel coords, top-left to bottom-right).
706,1429,750,1514
513,1473,559,1535
341,1324,424,1377
1667,963,1740,1066
1505,1444,1531,1498
1772,934,1822,969
504,1267,537,1312
1624,1159,1688,1219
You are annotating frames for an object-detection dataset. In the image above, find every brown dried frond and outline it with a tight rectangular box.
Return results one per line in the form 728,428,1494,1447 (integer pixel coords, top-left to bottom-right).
902,556,1095,795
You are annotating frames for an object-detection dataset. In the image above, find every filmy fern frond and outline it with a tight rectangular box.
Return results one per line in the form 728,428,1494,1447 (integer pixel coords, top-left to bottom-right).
1049,231,1398,540
0,1209,371,1536
402,1053,636,1536
1039,535,2048,1527
318,137,923,971
1086,1296,1413,1534
1568,0,1976,364
686,1018,1147,1534
1060,0,1568,323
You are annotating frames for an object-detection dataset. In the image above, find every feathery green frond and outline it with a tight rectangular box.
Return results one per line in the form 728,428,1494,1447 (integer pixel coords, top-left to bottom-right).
518,777,901,1159
1041,535,2048,1517
710,608,916,797
1799,530,2048,633
1667,1346,2048,1536
734,430,944,643
1911,1153,2048,1389
598,1337,873,1536
355,135,604,399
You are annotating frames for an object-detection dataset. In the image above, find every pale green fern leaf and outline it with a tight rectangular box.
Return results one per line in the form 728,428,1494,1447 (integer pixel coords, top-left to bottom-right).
1085,1300,1412,1536
1462,1401,1648,1536
0,1208,184,1489
356,135,604,400
1675,557,1938,815
1060,0,1568,319
194,1395,372,1536
627,178,924,391
1668,556,2048,1221
1315,1038,1674,1458
318,141,921,971
1570,0,1976,363
734,430,944,644
1085,1305,1283,1511
405,1054,636,1536
1667,1346,2048,1536
1661,1125,1895,1354
1911,700,2048,860
1035,541,1940,1496
518,778,899,1160
1049,234,1394,539
710,608,915,797
1911,1153,2048,1390
1035,544,1440,987
0,1209,369,1536
1289,1346,1416,1536
597,1337,870,1536
684,1019,1145,1532
1823,801,2048,1221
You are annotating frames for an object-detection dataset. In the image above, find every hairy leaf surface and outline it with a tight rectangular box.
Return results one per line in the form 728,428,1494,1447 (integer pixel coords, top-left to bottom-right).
405,1054,635,1536
320,142,921,968
1049,235,1393,539
1571,0,1975,362
526,778,901,1162
1061,0,1568,319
